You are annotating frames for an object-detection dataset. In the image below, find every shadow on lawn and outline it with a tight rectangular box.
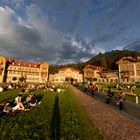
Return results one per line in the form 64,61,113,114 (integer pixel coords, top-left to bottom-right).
50,95,61,140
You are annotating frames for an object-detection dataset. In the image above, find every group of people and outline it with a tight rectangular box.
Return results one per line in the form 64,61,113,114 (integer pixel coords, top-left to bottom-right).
45,84,65,93
106,87,126,111
83,82,98,95
2,89,38,114
116,84,136,94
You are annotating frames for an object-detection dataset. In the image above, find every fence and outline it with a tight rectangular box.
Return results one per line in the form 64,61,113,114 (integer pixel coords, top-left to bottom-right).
98,87,140,104
74,84,140,121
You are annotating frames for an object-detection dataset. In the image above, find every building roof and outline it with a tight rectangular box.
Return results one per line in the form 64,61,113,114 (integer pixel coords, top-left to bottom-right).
1,55,49,68
83,65,103,71
116,56,140,64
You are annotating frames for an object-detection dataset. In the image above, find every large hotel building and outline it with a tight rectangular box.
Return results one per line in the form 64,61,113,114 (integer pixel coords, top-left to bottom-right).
116,56,140,83
0,56,49,83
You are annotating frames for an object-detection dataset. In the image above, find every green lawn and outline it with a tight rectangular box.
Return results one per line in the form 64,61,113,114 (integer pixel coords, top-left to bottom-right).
0,88,22,102
0,88,103,140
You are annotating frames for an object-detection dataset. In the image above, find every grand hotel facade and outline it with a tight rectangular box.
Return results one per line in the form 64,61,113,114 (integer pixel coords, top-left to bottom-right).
0,56,49,83
1,55,140,84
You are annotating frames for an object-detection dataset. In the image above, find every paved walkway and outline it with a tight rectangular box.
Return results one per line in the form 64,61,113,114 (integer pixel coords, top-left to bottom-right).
69,85,140,140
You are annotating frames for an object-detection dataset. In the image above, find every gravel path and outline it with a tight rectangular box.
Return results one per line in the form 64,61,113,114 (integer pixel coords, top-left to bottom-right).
69,85,140,140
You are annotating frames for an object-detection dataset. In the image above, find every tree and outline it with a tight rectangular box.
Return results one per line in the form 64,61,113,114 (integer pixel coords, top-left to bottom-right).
12,77,17,81
99,56,107,69
19,77,26,82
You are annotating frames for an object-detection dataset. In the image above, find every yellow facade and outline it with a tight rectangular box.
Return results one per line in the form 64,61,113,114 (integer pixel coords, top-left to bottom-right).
0,56,49,83
116,56,140,82
83,65,119,83
83,65,102,80
98,70,119,83
49,67,83,83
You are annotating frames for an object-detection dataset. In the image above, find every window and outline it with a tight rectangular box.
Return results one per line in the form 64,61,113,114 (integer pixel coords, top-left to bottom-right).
130,65,134,69
137,71,140,76
136,64,140,69
130,71,134,75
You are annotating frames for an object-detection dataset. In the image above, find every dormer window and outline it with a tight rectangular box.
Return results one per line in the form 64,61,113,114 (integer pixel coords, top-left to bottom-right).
12,62,14,65
18,63,20,66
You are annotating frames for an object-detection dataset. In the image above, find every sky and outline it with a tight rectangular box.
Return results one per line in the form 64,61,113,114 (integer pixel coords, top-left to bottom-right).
0,0,140,64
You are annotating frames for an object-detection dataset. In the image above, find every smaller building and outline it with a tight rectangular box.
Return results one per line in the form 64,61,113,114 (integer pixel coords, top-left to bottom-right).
98,70,119,83
83,65,103,81
49,67,83,83
83,65,119,83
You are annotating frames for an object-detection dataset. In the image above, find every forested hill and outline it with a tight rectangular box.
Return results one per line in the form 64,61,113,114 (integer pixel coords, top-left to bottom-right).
49,50,140,74
89,50,140,70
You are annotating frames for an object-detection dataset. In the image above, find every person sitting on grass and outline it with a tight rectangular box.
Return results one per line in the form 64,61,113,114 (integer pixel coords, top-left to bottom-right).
14,93,22,105
12,102,25,112
26,93,37,108
3,101,12,114
26,94,32,103
12,94,25,112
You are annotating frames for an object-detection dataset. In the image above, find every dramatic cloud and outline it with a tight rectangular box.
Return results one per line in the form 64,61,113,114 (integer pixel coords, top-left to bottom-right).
0,5,65,64
0,0,140,64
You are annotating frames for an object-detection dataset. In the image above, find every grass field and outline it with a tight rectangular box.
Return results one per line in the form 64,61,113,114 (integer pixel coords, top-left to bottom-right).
0,88,103,140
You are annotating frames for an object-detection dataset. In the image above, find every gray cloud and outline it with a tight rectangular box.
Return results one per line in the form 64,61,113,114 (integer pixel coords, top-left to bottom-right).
0,5,60,63
57,37,96,64
0,2,103,64
0,0,140,65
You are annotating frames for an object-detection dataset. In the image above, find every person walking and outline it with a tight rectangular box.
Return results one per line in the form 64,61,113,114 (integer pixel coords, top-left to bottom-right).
106,87,114,104
117,89,125,111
